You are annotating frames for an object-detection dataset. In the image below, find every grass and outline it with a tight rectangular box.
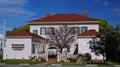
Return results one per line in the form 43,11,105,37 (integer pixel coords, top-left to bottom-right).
53,62,85,66
52,61,120,66
0,59,41,65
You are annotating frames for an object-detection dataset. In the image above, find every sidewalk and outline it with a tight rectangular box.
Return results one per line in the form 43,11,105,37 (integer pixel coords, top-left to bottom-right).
40,58,57,65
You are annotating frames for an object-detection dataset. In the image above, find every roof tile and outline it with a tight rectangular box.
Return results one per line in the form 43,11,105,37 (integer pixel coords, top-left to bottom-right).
77,30,103,36
6,31,46,40
29,14,99,23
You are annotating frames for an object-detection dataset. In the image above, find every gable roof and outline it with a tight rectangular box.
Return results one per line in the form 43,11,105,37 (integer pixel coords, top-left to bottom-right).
77,30,103,37
6,31,46,40
28,14,100,24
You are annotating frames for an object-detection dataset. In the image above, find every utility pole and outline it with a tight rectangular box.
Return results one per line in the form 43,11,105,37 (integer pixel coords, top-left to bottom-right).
3,18,5,35
2,18,6,48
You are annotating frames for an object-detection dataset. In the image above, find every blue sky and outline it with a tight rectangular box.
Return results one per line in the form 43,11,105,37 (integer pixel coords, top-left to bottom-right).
0,0,120,34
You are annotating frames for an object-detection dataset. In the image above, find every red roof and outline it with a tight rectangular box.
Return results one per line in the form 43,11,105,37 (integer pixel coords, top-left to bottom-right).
6,31,46,40
77,30,103,36
29,14,99,23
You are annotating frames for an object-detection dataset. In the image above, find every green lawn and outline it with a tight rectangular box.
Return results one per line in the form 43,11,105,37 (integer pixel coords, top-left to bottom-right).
52,61,120,66
53,62,85,65
0,60,41,65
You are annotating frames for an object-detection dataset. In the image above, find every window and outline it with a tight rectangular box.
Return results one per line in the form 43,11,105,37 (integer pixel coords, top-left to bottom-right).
40,27,46,35
73,27,79,34
12,44,24,51
48,27,54,35
81,27,87,33
33,30,38,34
32,44,35,54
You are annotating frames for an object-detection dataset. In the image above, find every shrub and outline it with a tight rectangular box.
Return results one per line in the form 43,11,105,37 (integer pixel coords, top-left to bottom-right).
82,53,91,62
77,53,91,64
77,54,83,59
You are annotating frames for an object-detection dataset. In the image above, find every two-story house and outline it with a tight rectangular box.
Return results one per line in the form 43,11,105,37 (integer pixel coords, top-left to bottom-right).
3,11,104,61
28,11,103,61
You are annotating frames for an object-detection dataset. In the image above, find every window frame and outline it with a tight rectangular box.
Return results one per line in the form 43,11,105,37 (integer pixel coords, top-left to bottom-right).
40,27,46,35
32,44,35,54
73,27,80,34
33,30,38,34
48,27,54,35
81,27,88,33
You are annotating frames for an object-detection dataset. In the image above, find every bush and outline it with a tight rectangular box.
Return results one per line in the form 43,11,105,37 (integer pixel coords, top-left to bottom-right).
77,54,83,59
77,53,91,64
82,53,91,62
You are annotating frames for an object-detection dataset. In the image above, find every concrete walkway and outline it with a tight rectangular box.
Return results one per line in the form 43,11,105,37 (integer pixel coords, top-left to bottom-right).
40,58,57,65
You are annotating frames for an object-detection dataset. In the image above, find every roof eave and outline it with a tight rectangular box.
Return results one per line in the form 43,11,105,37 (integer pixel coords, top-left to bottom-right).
6,36,32,38
28,21,101,25
77,36,96,38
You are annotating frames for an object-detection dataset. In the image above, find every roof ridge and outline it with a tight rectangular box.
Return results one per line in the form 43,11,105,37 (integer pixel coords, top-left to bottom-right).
28,13,99,23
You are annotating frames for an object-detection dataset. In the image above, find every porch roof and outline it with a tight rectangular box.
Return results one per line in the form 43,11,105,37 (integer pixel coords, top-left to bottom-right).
77,30,104,37
6,31,46,40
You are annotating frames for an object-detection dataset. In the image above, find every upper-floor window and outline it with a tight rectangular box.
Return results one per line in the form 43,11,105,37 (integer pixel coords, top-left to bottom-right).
48,27,54,35
73,27,79,34
40,27,46,35
33,30,38,34
81,27,87,33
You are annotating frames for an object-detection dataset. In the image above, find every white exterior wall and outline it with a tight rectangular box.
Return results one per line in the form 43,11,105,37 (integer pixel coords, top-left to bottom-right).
77,37,103,60
30,23,99,36
3,37,32,59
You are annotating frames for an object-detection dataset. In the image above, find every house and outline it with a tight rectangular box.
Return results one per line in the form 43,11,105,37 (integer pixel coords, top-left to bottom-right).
28,11,103,61
3,31,47,59
3,11,104,61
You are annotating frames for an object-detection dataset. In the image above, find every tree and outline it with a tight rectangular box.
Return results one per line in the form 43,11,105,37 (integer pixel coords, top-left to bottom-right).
47,25,77,52
105,24,120,62
6,24,30,34
88,35,106,63
99,19,113,34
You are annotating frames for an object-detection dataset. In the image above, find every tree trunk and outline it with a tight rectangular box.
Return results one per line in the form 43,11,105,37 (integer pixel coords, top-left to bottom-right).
103,54,106,63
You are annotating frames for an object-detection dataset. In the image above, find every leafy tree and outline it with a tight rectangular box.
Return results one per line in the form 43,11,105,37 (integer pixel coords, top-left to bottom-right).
105,24,120,62
99,19,120,62
88,35,106,63
47,25,77,52
6,24,30,34
99,19,113,34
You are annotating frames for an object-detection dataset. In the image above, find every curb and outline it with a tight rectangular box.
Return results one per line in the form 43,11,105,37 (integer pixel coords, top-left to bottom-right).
19,64,30,65
114,65,120,67
51,64,62,67
0,63,5,65
86,64,97,67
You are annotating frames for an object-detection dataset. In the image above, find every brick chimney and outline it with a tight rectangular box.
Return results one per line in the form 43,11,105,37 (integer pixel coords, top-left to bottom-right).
82,10,87,16
46,11,50,17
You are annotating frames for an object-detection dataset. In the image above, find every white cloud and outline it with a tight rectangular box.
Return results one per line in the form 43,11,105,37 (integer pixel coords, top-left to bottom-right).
104,0,108,6
112,8,120,12
0,0,28,6
0,0,35,17
0,7,35,16
94,0,99,4
112,8,120,17
94,0,109,6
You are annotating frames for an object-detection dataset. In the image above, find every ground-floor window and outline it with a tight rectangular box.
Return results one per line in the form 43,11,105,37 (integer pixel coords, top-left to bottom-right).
32,44,35,54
